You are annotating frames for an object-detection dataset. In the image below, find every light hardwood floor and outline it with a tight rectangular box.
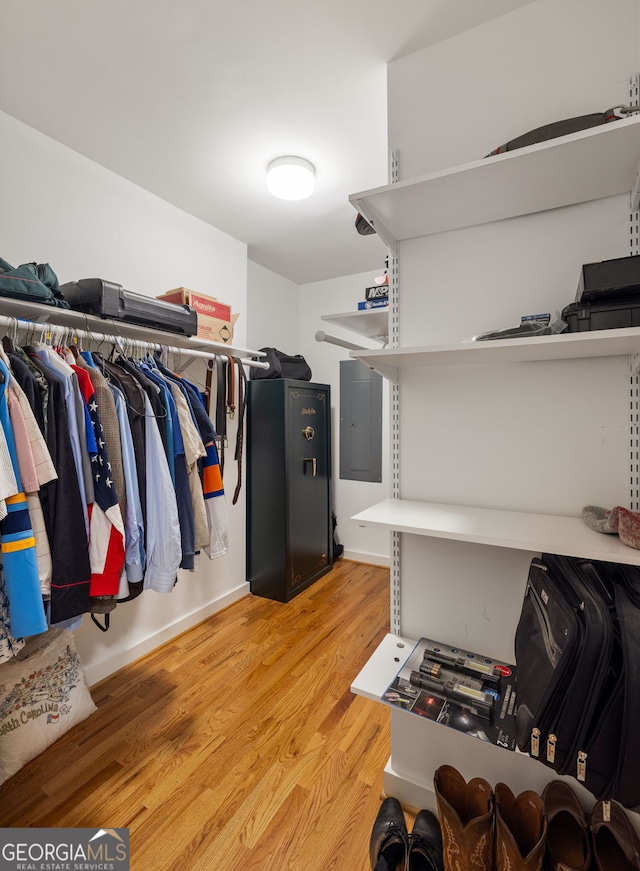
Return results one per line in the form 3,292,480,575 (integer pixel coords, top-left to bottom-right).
0,559,393,870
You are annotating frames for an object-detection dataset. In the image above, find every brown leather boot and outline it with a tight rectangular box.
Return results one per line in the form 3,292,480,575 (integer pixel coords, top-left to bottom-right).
494,782,546,871
434,765,494,871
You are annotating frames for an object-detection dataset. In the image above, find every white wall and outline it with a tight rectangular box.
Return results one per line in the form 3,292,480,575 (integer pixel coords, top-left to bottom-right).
246,260,300,352
0,110,250,684
389,0,640,181
388,0,639,514
299,271,391,565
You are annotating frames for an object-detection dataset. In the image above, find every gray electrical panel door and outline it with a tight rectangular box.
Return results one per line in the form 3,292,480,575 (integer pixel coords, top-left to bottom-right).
339,360,382,482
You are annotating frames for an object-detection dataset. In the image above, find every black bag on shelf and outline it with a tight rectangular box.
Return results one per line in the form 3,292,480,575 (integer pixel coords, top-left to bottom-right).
593,563,640,809
515,554,620,797
486,106,630,156
515,553,640,806
0,257,69,308
250,347,312,381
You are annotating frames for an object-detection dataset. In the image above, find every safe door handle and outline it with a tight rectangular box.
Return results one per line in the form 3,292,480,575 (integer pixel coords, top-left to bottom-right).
303,457,317,477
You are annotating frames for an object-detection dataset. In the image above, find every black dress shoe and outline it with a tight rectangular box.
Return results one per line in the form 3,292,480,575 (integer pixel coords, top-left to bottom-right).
408,809,443,871
370,796,409,871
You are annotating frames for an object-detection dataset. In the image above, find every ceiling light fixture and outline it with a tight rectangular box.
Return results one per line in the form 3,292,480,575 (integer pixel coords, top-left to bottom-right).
267,156,315,200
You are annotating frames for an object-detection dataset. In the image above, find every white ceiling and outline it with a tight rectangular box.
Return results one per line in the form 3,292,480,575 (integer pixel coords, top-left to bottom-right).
0,0,532,285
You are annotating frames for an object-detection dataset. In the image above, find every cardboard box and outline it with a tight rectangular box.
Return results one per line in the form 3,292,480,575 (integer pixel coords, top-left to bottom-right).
157,287,239,343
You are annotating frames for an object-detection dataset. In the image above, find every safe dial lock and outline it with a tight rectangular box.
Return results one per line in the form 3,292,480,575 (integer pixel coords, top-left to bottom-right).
302,426,315,440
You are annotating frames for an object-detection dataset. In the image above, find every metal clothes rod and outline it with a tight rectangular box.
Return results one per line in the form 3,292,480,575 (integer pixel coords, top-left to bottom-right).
0,314,270,370
315,329,367,352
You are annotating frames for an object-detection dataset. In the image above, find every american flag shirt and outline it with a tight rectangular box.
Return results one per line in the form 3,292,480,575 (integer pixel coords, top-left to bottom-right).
74,367,125,596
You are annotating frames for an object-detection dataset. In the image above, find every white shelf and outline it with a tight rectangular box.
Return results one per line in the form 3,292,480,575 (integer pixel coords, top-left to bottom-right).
349,115,640,251
350,632,416,701
0,296,263,359
321,308,388,342
351,326,640,381
351,498,640,565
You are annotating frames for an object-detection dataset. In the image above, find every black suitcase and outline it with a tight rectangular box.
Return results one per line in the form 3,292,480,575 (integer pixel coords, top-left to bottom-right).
515,555,615,793
61,278,198,336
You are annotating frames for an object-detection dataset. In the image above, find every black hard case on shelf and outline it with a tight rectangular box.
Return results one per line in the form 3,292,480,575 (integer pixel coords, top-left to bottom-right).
563,254,640,332
60,278,197,336
577,254,640,303
562,298,640,332
246,379,332,602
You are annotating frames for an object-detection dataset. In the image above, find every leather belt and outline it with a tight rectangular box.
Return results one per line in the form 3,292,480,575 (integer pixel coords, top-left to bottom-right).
226,356,236,420
232,357,246,505
206,356,229,474
205,355,246,488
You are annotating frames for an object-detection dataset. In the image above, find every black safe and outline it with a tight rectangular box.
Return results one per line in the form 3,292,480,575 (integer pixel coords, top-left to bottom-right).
246,379,332,602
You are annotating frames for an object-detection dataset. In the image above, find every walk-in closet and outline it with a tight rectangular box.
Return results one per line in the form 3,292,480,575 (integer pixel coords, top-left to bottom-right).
3,2,640,870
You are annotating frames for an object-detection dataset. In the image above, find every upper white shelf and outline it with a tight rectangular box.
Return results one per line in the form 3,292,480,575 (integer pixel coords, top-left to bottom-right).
351,498,640,566
350,326,640,381
349,115,640,251
321,308,388,342
0,296,263,359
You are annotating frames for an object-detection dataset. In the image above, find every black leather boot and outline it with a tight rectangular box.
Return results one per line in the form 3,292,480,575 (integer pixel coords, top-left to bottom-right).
409,809,444,871
370,796,409,871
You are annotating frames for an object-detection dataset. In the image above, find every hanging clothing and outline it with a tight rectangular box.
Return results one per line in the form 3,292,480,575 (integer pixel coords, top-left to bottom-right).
140,362,195,570
7,386,54,594
0,358,47,638
5,351,45,435
109,383,144,594
202,441,228,559
98,357,147,526
166,379,208,551
72,359,126,598
78,355,127,524
32,347,91,535
142,394,181,592
22,347,91,623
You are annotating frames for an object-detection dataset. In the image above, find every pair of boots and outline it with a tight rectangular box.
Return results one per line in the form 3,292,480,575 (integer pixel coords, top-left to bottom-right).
370,796,444,871
434,765,546,871
545,780,640,871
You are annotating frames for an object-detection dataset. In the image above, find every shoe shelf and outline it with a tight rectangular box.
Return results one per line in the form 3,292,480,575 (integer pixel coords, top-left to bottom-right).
350,326,640,383
349,114,640,253
351,498,640,566
350,632,417,701
320,308,389,343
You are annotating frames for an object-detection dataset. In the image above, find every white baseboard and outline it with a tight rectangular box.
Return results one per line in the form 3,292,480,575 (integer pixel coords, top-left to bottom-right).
342,550,390,568
85,583,250,687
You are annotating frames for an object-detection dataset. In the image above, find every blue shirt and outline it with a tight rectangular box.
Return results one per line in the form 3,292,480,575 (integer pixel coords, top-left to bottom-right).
110,384,145,584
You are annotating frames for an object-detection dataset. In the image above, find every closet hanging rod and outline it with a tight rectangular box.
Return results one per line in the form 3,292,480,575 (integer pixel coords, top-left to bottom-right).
315,330,368,352
0,314,270,369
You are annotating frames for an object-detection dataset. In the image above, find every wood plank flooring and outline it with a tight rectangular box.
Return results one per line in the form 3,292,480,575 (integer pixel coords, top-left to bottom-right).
0,559,393,870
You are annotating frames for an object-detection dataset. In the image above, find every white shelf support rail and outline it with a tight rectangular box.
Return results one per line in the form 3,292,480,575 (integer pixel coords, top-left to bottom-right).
630,73,640,511
389,148,402,635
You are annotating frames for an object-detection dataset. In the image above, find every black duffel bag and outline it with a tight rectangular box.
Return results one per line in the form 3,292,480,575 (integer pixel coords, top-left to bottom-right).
250,347,312,381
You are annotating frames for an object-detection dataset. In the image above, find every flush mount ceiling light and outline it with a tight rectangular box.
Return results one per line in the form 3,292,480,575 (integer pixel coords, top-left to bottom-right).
267,156,315,200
